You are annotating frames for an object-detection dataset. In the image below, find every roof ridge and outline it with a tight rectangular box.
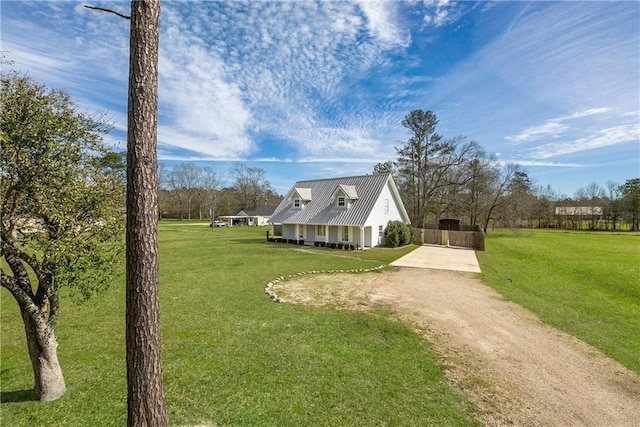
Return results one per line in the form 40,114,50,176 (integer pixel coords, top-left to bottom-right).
294,173,390,184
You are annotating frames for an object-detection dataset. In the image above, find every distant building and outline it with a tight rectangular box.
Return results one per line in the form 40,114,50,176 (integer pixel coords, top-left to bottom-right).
555,206,603,216
220,205,277,226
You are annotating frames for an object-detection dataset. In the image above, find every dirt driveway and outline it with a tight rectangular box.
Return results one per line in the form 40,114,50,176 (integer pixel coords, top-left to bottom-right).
272,267,640,426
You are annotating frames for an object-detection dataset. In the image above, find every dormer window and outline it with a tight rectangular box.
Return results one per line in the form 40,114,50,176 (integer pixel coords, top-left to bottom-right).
289,187,311,210
332,184,357,209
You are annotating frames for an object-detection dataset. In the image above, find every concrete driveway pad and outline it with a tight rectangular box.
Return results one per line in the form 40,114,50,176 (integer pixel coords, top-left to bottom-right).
390,245,481,273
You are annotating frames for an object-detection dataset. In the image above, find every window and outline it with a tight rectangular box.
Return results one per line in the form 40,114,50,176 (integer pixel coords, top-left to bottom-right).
316,225,326,237
384,199,389,214
342,226,350,242
298,225,304,240
293,198,301,208
378,225,383,239
337,196,346,207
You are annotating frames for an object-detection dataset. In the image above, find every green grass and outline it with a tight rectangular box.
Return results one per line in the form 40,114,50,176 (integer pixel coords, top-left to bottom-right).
477,229,640,373
1,223,476,426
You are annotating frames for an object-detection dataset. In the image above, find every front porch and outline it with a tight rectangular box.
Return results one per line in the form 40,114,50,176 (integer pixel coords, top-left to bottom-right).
270,224,381,249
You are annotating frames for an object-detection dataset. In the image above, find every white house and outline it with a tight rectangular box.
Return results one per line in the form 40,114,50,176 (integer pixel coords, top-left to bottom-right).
268,174,410,248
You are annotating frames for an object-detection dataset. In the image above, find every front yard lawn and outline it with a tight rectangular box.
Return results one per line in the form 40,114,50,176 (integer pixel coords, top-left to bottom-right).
1,223,476,426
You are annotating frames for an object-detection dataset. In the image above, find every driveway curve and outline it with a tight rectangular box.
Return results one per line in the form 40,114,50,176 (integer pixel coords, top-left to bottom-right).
272,267,640,426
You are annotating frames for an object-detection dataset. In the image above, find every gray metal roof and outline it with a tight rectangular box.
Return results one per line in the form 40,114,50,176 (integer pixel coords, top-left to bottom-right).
334,184,358,199
242,205,278,217
293,187,313,201
269,174,397,226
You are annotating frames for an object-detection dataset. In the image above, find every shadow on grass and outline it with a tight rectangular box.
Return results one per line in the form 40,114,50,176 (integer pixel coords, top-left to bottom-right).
230,238,271,245
1,388,36,403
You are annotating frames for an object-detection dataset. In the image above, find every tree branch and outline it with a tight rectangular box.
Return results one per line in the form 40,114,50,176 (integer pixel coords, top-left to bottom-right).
84,5,131,20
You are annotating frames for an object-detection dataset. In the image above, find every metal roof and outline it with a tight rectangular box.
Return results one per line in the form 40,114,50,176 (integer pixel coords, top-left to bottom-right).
228,205,278,217
269,174,400,226
292,187,313,201
334,184,358,199
242,205,278,216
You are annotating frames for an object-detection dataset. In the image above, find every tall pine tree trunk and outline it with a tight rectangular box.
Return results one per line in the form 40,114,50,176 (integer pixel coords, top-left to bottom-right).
126,1,167,426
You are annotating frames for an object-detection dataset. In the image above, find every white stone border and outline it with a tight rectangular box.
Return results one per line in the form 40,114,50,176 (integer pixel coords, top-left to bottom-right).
264,265,386,303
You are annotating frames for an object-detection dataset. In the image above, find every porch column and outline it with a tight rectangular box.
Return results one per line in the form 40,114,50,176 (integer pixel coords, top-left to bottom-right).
359,226,364,250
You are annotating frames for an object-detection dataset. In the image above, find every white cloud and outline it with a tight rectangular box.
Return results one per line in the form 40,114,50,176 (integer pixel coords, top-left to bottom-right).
355,1,408,46
157,125,248,161
568,108,610,119
529,123,640,159
506,121,568,143
297,156,385,164
153,1,411,160
422,1,638,170
506,108,611,143
496,159,583,168
422,0,465,28
488,3,638,111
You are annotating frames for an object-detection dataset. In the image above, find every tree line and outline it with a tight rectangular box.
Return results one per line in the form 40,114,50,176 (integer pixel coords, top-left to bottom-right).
158,162,282,222
375,110,640,232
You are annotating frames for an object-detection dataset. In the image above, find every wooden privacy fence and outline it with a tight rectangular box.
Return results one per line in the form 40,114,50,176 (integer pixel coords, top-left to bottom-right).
413,226,485,251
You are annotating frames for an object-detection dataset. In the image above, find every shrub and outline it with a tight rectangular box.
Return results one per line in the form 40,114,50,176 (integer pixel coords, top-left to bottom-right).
386,228,400,248
400,224,414,245
384,221,413,247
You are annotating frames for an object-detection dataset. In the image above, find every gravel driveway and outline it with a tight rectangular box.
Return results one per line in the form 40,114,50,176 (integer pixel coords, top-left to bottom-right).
272,267,640,426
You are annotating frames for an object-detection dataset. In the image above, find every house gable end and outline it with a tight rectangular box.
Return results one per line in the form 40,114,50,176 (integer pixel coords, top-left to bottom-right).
362,176,411,227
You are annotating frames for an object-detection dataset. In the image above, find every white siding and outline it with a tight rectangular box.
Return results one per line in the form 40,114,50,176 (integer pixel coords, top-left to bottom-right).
364,181,408,245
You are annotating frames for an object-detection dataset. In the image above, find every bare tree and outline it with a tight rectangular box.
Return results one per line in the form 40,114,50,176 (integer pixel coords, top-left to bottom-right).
574,183,605,230
395,110,480,227
201,166,221,224
231,163,274,210
168,162,201,220
478,163,524,232
584,182,605,229
533,184,558,228
605,181,622,230
456,152,496,227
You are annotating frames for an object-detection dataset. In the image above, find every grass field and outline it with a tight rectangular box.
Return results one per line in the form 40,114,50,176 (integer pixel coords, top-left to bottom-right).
1,223,477,426
477,229,640,373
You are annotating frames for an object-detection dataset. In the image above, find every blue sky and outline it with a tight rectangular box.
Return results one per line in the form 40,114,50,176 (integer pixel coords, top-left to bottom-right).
2,0,638,197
